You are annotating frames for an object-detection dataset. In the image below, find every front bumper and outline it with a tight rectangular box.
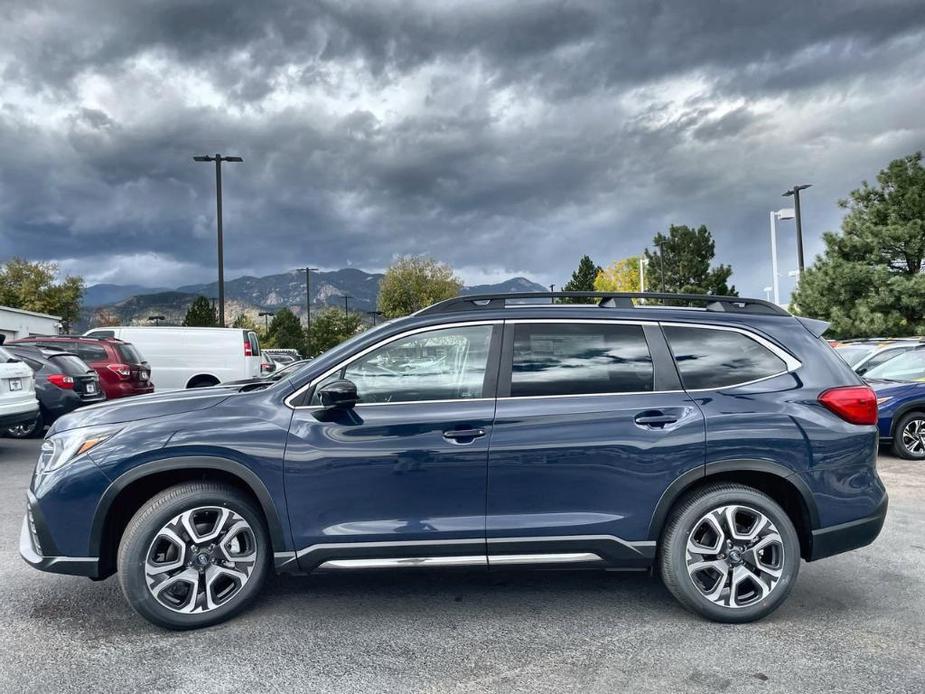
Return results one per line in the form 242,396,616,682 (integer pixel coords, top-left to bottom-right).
809,494,888,561
20,501,99,578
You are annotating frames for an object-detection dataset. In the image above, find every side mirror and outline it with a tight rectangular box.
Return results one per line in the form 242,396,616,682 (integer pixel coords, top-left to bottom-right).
317,379,359,409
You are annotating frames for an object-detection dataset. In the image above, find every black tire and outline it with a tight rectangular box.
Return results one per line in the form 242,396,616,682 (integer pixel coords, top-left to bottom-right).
892,411,925,460
659,483,800,623
6,411,44,439
117,481,270,630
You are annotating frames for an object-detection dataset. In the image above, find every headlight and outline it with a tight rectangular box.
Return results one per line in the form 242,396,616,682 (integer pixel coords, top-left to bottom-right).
37,428,118,475
876,397,892,406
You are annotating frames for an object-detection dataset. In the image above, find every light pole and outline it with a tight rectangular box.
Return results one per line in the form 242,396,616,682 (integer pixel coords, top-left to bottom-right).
148,315,165,326
298,267,318,336
343,295,352,319
194,153,243,327
367,310,383,326
783,184,811,273
259,311,273,332
769,207,795,305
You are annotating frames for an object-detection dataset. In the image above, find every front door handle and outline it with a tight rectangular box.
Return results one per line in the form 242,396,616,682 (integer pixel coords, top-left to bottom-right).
634,412,679,428
443,428,486,442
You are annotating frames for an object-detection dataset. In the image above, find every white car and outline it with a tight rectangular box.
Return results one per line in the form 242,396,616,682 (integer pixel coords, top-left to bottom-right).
84,326,264,391
0,345,39,430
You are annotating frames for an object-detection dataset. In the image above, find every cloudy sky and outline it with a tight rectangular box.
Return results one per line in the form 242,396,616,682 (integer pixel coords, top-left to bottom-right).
1,1,924,300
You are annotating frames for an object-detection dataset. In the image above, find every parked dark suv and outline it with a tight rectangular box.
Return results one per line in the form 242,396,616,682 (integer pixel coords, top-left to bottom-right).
20,292,887,629
4,346,105,438
8,335,152,400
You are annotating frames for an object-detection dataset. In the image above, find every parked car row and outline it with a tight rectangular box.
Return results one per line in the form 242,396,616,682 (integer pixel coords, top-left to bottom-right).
829,338,925,459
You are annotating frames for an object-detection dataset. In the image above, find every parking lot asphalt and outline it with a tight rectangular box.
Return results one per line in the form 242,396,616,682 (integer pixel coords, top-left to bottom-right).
0,437,923,694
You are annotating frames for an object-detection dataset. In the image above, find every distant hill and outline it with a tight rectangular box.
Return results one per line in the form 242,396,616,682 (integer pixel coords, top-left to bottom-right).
81,269,546,328
83,283,171,307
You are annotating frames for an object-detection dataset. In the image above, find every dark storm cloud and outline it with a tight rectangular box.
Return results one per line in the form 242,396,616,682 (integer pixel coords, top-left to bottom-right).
1,0,924,298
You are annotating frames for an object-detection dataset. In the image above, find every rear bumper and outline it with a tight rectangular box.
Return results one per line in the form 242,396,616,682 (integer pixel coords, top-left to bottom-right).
0,405,39,428
103,381,154,399
809,494,888,561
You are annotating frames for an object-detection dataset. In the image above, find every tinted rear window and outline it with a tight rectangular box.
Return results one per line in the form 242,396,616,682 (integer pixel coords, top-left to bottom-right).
664,326,787,390
73,343,108,362
50,354,93,375
510,323,654,397
116,343,145,363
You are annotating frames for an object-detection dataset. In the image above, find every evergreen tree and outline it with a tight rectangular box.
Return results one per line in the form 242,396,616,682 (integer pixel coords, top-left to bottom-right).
306,307,365,357
561,255,601,303
182,296,217,327
792,152,925,338
643,225,736,296
267,308,305,353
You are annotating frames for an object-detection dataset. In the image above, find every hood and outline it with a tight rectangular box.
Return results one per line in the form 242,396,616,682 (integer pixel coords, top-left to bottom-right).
866,378,925,399
50,386,237,433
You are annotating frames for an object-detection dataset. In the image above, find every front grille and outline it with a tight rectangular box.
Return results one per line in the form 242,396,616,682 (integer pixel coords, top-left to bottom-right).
26,505,41,554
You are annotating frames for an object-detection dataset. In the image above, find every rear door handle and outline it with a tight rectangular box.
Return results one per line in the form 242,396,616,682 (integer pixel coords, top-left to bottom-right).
634,412,678,428
443,428,486,441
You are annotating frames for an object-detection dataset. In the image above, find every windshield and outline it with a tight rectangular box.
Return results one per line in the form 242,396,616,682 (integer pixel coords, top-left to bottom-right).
116,343,145,364
865,349,925,382
834,345,875,366
268,360,309,381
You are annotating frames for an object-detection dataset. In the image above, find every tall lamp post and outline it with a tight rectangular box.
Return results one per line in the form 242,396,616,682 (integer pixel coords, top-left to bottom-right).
343,295,352,319
782,184,811,273
769,207,795,305
194,153,244,327
259,311,273,332
298,267,318,336
367,310,383,326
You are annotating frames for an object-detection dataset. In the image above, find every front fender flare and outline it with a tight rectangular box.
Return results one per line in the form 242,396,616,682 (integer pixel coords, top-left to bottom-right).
89,455,287,556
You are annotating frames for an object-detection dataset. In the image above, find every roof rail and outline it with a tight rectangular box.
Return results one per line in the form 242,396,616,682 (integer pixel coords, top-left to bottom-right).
416,291,791,317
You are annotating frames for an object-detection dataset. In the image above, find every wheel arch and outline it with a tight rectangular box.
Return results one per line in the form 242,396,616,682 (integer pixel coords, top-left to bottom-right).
186,373,221,388
649,460,819,560
91,456,287,578
889,402,925,438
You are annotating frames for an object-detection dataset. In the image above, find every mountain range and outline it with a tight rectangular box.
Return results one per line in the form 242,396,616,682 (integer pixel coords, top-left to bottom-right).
82,269,545,328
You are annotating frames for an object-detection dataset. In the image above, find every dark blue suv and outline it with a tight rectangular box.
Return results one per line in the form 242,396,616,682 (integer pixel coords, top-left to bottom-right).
21,292,887,629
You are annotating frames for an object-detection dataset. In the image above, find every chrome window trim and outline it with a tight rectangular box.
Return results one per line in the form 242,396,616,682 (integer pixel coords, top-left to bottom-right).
285,320,502,409
285,316,802,409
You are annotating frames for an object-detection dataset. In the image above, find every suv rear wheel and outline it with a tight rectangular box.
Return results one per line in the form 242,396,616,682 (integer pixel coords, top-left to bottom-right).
117,481,269,630
659,483,800,623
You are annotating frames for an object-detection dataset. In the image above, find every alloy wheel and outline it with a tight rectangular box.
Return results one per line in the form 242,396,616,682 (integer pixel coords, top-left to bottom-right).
144,506,258,614
685,505,785,608
900,418,925,456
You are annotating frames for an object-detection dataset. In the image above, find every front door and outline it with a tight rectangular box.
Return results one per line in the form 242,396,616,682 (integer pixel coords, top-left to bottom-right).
486,320,705,568
284,322,501,571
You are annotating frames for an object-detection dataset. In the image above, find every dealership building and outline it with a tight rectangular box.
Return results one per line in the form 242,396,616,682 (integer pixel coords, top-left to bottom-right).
0,305,61,343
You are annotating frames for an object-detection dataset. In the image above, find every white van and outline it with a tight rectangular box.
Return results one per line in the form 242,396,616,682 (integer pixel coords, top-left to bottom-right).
0,344,39,429
84,327,263,391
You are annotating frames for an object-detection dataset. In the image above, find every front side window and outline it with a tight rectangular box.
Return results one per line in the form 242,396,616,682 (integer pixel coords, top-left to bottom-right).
510,323,654,397
664,326,787,390
312,325,494,404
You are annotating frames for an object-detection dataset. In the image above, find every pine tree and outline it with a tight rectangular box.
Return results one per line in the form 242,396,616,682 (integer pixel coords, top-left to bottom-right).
643,225,736,296
182,296,217,327
792,152,925,338
561,255,601,303
266,308,305,353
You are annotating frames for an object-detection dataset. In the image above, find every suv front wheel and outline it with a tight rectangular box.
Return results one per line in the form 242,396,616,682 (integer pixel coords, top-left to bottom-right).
117,481,270,630
659,483,800,623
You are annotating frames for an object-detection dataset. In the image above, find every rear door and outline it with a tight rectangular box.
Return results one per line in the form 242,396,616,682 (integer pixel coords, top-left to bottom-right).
485,320,705,567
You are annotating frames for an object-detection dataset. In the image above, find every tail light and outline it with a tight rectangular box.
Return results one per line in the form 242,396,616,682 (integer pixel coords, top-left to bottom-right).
244,340,253,357
818,386,878,425
107,363,132,380
47,373,75,389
